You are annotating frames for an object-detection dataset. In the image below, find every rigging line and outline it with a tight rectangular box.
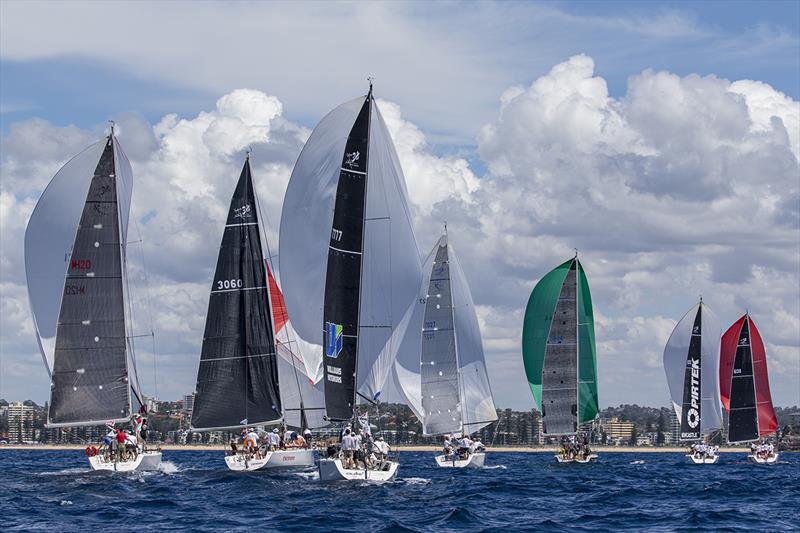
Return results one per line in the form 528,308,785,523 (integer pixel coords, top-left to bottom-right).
127,180,158,402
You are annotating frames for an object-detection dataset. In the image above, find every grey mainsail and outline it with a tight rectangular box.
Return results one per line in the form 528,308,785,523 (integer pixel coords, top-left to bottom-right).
541,262,578,435
420,238,461,435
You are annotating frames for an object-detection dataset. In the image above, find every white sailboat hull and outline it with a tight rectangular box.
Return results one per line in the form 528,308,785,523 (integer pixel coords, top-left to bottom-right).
225,449,316,471
318,458,398,482
686,453,719,464
555,453,598,463
435,452,485,468
748,453,779,464
88,451,162,472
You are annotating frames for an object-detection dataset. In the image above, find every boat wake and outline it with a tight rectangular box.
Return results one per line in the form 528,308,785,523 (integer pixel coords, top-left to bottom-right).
397,477,431,486
292,470,319,481
158,461,180,475
37,467,88,477
482,465,506,470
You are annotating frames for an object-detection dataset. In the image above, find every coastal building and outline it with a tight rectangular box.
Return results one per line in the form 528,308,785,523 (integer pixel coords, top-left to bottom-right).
668,409,681,443
601,417,634,444
8,402,35,443
182,394,195,414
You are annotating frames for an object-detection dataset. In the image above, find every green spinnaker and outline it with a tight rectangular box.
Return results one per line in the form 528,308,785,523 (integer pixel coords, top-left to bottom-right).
521,258,599,427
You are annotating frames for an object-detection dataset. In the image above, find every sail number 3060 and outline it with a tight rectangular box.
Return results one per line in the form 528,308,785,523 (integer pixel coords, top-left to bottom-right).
217,279,243,290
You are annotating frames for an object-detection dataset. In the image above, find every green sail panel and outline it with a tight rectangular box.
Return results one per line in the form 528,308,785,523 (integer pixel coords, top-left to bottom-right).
576,261,599,424
522,259,572,412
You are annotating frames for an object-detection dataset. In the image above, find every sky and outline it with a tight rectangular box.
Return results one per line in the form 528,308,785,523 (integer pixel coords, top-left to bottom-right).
0,0,798,410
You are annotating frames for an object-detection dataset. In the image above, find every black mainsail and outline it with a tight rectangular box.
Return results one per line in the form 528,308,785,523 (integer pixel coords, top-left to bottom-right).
191,157,282,430
322,91,372,421
48,136,134,426
727,318,758,442
679,306,703,440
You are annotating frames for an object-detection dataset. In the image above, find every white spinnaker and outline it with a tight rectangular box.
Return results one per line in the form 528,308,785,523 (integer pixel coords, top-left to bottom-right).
356,99,422,401
279,95,422,403
279,97,363,346
391,242,435,423
25,138,108,375
449,239,497,433
276,338,327,430
663,302,723,435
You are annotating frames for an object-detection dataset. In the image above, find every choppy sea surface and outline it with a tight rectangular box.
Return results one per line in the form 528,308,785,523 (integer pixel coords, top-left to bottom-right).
1,450,798,531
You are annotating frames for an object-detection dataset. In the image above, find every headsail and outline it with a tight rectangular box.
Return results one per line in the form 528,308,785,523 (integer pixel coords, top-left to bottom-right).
663,300,723,440
191,158,282,431
720,314,778,442
279,87,422,421
522,257,598,435
25,134,138,427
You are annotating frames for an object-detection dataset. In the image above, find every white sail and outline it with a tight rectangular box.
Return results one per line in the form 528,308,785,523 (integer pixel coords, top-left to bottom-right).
276,339,328,430
25,139,108,374
663,301,723,437
393,233,497,436
448,237,497,432
279,95,422,403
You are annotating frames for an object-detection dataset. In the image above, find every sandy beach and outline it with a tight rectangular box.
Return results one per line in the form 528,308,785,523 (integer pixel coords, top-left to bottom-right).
0,444,759,453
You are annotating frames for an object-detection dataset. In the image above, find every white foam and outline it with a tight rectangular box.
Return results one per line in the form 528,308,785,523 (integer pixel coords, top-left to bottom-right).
60,500,73,506
630,460,646,465
293,470,319,480
158,461,180,475
482,465,507,470
399,477,431,485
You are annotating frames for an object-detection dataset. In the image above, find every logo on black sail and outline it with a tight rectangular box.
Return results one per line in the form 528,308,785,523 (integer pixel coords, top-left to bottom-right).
344,151,360,169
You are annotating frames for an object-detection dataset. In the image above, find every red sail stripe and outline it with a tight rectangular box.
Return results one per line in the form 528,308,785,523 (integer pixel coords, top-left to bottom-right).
748,316,778,437
719,315,744,412
266,263,288,335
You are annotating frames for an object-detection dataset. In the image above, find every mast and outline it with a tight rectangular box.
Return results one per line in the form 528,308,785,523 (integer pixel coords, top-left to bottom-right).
574,252,580,432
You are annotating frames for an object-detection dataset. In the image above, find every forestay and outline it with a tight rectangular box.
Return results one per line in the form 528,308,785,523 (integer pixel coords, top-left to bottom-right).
663,300,723,440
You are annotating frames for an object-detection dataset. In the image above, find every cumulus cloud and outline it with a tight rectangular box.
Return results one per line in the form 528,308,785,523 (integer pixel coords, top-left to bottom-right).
470,55,799,406
1,58,798,409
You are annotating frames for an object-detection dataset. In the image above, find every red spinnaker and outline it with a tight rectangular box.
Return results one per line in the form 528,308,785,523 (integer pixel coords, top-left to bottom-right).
720,314,778,438
267,264,288,335
748,316,778,437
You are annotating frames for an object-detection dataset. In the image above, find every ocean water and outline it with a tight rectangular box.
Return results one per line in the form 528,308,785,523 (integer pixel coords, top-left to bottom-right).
1,450,798,532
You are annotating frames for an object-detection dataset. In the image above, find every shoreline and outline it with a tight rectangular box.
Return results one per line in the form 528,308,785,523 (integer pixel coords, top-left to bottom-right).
0,444,775,453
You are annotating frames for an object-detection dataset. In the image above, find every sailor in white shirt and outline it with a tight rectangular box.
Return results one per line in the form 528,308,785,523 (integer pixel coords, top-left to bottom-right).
268,428,280,450
341,429,357,469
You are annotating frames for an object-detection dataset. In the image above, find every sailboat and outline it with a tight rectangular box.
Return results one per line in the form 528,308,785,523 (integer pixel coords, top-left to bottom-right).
190,155,324,472
279,82,422,482
663,298,723,464
25,126,161,471
393,228,497,468
720,313,779,464
521,254,599,463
